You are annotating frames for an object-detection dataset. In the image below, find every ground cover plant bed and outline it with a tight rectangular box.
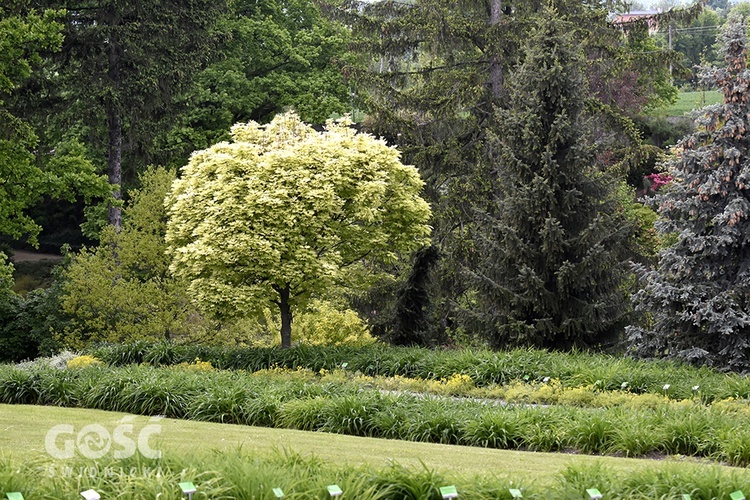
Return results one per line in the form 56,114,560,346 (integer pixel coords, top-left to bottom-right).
5,362,750,465
87,342,750,402
3,405,750,499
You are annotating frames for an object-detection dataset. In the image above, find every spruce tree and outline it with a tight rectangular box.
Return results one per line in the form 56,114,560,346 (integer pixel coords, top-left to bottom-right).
28,0,226,230
629,18,750,371
468,10,633,349
323,0,694,342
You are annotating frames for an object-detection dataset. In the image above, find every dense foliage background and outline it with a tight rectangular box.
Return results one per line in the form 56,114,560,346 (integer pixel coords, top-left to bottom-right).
3,0,750,371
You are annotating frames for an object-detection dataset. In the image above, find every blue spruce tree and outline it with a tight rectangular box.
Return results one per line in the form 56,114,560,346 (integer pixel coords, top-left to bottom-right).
629,17,750,371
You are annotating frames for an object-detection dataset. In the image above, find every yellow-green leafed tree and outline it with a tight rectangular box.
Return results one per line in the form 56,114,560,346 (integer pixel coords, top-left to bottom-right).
165,112,432,348
59,167,200,348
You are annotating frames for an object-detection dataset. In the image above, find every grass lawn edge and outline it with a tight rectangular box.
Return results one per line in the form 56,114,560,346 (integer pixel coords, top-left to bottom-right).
2,403,745,489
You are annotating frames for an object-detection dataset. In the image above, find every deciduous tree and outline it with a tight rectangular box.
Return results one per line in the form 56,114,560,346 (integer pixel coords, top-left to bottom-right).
159,0,351,166
0,6,107,243
59,167,201,348
165,112,432,347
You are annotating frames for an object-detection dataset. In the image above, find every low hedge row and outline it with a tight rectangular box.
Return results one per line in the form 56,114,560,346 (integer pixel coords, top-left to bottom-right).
84,341,748,402
4,364,750,466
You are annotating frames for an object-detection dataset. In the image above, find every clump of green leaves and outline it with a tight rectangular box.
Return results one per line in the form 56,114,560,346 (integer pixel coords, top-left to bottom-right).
58,167,209,348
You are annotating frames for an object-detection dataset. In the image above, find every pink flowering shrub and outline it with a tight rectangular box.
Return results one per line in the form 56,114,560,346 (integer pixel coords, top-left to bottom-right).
645,172,673,191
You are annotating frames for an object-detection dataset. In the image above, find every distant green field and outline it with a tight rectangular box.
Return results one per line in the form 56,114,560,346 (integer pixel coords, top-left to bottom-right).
649,90,723,118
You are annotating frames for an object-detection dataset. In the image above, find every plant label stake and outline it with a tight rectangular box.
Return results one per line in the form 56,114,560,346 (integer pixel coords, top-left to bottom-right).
179,481,197,500
6,493,24,500
273,487,284,498
681,495,691,500
439,485,458,499
730,491,746,500
341,362,348,369
587,488,603,499
327,485,343,497
80,490,100,500
509,488,523,498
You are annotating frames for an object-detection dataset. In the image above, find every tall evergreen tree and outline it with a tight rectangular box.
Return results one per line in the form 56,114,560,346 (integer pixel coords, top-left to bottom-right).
629,18,750,371
468,10,633,349
34,0,227,230
324,0,691,342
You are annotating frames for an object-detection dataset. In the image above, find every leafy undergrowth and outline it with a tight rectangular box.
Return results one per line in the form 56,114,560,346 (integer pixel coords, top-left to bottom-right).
84,341,750,402
4,363,750,466
2,447,750,499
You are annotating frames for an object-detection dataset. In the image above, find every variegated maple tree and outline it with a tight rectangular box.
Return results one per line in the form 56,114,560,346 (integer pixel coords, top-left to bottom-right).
166,112,432,347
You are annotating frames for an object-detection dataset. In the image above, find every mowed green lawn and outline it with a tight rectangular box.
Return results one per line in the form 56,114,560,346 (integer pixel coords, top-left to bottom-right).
2,404,746,488
649,90,723,118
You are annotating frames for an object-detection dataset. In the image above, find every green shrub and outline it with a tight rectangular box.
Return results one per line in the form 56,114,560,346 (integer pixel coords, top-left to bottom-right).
57,168,212,349
295,299,376,346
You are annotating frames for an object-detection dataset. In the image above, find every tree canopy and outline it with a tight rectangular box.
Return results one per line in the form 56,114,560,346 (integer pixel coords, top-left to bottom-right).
35,0,228,230
59,167,201,348
0,6,107,243
321,0,682,344
165,112,432,347
159,0,351,166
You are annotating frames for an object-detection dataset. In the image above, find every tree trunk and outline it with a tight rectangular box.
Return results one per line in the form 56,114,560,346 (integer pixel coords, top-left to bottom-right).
107,21,123,232
107,110,122,231
277,284,293,348
489,0,504,100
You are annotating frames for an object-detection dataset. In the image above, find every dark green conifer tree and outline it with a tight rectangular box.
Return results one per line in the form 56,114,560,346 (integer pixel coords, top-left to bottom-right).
323,0,695,344
629,17,750,371
24,0,227,231
468,10,633,349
